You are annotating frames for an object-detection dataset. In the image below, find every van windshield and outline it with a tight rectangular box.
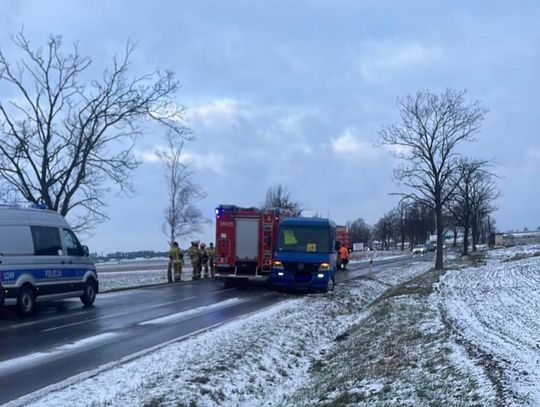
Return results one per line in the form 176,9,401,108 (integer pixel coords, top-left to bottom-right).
278,226,330,253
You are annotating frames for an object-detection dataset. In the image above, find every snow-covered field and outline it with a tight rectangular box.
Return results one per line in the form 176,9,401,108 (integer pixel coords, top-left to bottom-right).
10,245,540,406
98,264,214,292
98,269,169,292
437,244,540,406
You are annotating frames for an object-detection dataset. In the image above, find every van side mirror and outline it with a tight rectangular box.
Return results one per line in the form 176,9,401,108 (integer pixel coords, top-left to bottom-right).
82,245,90,256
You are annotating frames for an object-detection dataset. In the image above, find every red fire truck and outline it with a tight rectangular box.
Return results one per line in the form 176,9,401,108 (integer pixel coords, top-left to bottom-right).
214,205,292,283
336,225,352,249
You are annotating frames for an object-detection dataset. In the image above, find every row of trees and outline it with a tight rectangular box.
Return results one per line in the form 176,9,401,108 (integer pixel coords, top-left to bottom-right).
348,203,437,251
348,89,499,269
349,191,497,255
380,89,498,268
260,91,499,273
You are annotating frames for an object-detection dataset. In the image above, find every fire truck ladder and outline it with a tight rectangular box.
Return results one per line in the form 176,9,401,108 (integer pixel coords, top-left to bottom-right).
261,217,273,273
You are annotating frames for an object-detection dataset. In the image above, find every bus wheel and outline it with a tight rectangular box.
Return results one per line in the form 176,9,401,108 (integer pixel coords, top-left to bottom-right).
323,277,335,293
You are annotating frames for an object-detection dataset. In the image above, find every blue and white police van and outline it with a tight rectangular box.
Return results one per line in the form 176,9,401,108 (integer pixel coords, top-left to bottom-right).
0,205,98,316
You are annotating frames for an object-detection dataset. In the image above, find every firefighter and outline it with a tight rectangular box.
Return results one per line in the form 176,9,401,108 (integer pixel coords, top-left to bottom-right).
200,242,210,278
207,242,215,278
169,241,183,282
189,241,201,280
339,243,349,270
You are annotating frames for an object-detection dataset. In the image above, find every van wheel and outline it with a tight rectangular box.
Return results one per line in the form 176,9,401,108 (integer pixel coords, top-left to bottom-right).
81,279,97,306
17,285,36,317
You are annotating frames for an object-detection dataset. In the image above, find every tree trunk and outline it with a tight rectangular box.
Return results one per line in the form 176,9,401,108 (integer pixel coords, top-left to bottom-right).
472,224,478,252
435,192,444,270
462,222,470,256
471,214,478,252
462,189,470,256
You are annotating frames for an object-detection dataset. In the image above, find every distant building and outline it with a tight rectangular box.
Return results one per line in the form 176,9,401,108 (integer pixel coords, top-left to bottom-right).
492,231,540,247
489,233,505,247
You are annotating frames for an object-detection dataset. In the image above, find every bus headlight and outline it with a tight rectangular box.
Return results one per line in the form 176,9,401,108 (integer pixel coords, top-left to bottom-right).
318,262,330,271
273,260,283,269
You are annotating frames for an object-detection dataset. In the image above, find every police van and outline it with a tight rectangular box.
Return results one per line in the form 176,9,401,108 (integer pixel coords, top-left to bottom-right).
0,205,98,316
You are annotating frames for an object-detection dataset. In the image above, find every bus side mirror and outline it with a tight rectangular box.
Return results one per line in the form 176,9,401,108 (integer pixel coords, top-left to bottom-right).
334,241,341,251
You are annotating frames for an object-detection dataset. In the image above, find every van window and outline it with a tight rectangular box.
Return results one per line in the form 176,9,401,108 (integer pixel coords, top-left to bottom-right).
62,228,84,256
30,226,62,256
0,225,34,255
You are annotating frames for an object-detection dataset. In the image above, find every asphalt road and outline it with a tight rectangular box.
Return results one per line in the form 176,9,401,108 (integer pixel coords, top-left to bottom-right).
0,254,421,405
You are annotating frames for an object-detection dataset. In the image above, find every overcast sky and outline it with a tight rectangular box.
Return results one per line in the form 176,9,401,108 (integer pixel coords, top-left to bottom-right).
1,1,539,254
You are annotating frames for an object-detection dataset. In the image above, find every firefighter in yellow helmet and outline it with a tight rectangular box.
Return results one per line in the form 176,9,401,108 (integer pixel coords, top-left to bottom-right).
169,241,183,282
188,241,201,280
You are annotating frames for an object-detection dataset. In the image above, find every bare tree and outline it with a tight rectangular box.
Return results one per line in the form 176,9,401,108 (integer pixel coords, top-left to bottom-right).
374,212,394,250
448,158,487,255
156,132,207,245
261,184,303,215
347,218,372,245
380,89,487,269
470,170,499,251
0,33,187,231
402,201,433,248
396,199,409,251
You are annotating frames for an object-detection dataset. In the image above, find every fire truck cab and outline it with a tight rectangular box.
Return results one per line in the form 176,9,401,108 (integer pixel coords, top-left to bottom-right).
214,205,291,284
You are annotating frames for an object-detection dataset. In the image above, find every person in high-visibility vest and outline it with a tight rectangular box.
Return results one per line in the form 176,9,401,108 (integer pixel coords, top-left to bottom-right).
188,241,201,280
169,241,183,282
339,244,349,270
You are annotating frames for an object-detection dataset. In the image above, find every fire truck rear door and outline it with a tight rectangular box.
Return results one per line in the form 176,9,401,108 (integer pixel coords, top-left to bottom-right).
235,218,260,260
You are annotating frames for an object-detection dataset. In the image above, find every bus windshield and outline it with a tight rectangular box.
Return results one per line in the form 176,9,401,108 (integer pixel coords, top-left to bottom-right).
277,226,330,253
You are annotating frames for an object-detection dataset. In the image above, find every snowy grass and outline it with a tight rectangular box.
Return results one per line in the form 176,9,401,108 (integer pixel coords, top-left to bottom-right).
282,267,497,406
486,244,540,261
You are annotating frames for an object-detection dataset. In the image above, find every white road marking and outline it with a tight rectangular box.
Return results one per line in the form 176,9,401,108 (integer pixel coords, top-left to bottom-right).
0,332,120,375
139,298,248,326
